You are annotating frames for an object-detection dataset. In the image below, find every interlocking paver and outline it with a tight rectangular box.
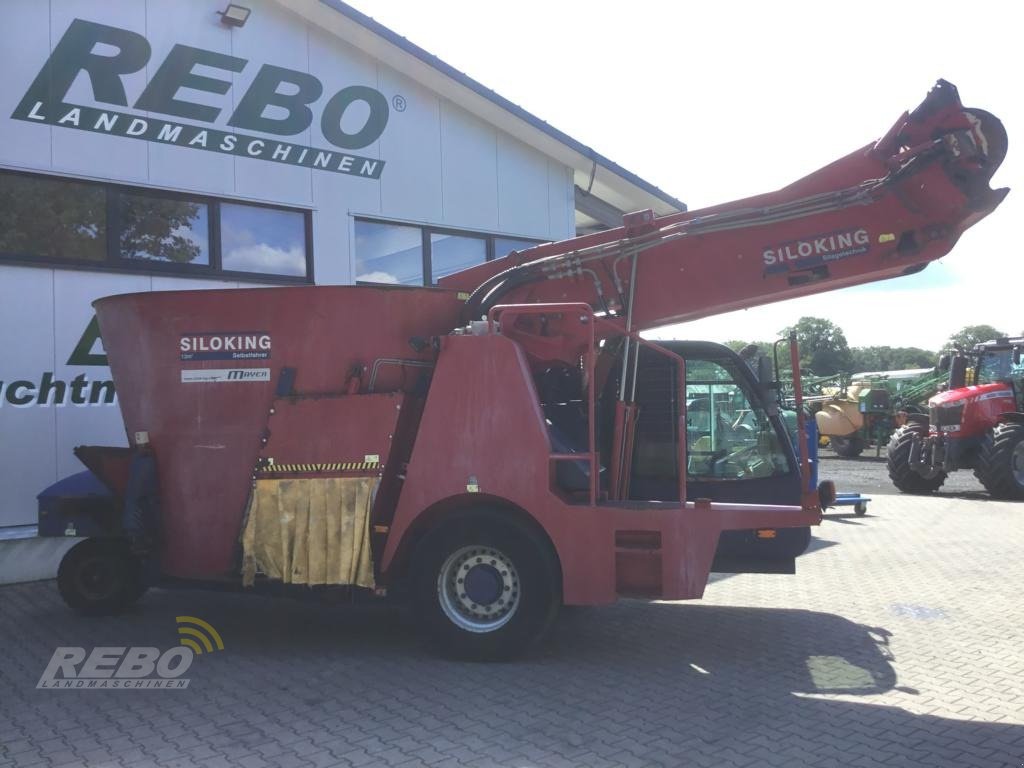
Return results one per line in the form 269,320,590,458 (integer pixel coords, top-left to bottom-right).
1,495,1023,767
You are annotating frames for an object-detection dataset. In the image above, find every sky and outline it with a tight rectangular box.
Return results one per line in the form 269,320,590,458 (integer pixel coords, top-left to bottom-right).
347,0,1021,351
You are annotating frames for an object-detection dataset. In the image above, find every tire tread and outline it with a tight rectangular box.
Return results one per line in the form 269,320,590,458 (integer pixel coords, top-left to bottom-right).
886,424,945,493
974,422,1024,500
410,510,560,661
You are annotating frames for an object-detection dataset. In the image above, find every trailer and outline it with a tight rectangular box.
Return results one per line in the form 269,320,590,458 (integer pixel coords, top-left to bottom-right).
39,81,1007,658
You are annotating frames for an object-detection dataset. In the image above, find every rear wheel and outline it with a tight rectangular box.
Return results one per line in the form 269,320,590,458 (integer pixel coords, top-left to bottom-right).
57,539,145,616
886,424,945,493
974,422,1024,500
410,511,560,660
831,436,866,458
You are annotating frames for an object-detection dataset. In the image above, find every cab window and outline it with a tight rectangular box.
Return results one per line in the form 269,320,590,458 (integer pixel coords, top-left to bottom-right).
685,360,790,480
630,351,792,500
976,349,1024,384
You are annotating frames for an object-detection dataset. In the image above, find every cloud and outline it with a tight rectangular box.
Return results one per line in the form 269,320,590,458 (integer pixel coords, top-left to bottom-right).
355,270,400,284
221,226,256,252
223,243,305,276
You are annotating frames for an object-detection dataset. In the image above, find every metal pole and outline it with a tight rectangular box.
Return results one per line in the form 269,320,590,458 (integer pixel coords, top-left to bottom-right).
618,253,639,402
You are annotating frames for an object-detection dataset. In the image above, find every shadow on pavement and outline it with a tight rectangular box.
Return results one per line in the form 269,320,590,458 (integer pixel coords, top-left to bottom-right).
822,511,869,524
819,453,887,464
4,584,1022,767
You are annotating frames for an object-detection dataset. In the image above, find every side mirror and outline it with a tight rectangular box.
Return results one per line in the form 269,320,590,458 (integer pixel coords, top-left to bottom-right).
937,353,950,373
1014,348,1022,365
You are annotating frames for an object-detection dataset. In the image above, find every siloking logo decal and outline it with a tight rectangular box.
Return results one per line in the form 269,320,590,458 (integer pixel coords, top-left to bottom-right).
180,331,271,361
12,19,391,179
762,227,871,274
180,331,272,384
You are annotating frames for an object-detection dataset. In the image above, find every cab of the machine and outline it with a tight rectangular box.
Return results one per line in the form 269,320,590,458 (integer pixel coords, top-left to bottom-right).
626,340,814,573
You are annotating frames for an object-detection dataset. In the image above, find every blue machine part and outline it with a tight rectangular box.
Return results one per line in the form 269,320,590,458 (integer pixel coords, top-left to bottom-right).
37,470,118,538
804,415,820,491
37,470,110,501
782,409,819,491
834,493,872,505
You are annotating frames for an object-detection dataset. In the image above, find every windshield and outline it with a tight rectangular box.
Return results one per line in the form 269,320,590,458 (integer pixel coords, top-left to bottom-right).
976,349,1024,384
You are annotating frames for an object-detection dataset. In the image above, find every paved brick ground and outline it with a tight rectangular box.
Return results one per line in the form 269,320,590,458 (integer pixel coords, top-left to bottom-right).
1,495,1022,768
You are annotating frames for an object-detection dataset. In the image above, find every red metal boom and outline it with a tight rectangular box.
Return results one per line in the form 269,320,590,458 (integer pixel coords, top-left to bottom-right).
443,80,1008,335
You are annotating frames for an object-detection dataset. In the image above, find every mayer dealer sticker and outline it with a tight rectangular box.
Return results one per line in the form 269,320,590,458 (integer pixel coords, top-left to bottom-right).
181,369,271,384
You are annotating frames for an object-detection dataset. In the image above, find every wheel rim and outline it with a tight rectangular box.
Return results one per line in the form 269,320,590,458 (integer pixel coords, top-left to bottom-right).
75,556,119,601
1013,441,1024,486
437,545,520,633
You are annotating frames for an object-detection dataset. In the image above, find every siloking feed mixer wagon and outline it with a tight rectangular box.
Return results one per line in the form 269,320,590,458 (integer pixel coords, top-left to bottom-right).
40,81,1007,659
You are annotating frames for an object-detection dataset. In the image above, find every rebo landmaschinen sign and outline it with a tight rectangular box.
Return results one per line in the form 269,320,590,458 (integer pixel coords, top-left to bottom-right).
13,19,390,179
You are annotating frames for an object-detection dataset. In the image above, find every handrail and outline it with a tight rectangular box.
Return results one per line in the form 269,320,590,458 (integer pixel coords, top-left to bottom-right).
488,304,690,507
489,303,599,505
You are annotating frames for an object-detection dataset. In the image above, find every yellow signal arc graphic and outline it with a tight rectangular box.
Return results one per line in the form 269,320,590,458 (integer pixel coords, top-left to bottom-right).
175,615,225,655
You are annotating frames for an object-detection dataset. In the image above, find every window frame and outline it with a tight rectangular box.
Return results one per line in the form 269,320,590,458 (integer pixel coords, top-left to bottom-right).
354,215,545,286
0,168,313,284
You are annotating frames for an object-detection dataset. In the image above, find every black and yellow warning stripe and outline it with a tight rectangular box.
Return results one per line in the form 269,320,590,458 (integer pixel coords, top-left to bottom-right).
257,460,381,474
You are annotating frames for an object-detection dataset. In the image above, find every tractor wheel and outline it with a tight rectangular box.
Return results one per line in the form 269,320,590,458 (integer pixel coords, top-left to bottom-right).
974,422,1024,500
410,511,561,660
57,539,145,616
831,436,866,458
886,425,945,494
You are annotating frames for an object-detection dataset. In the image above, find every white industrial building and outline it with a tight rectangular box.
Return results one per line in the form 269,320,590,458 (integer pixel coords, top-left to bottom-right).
0,0,684,541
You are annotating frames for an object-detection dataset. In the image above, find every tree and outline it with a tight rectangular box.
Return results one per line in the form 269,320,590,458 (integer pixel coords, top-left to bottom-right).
781,317,852,376
0,173,205,264
947,324,1005,351
723,340,773,356
119,196,204,263
849,346,936,373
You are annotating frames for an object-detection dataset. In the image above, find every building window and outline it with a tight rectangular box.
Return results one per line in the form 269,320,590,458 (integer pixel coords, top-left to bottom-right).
429,232,487,283
0,173,107,263
354,217,544,286
221,203,307,277
0,169,311,282
493,237,541,260
354,220,425,285
119,191,210,265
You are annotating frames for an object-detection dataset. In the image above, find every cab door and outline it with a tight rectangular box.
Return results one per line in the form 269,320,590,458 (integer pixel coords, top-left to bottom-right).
629,344,810,572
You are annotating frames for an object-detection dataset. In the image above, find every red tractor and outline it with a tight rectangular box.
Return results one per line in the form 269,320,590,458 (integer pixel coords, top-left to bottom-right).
888,339,1024,498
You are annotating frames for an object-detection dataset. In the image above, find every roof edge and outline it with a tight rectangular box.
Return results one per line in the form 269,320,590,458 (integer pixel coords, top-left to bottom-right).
317,0,686,213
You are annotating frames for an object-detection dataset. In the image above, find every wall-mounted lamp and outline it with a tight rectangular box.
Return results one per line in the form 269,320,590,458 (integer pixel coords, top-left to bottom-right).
218,3,252,27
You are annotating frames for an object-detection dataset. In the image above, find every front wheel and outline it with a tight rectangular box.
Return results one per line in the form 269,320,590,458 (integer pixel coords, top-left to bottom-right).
410,511,560,660
57,539,145,616
831,436,866,458
886,424,945,493
974,422,1024,500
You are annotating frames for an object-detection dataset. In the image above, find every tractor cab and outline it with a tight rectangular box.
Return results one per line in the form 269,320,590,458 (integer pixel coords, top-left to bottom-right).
972,339,1024,409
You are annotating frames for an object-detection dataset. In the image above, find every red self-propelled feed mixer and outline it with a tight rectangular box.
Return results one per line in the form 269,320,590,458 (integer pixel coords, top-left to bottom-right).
45,80,1007,659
